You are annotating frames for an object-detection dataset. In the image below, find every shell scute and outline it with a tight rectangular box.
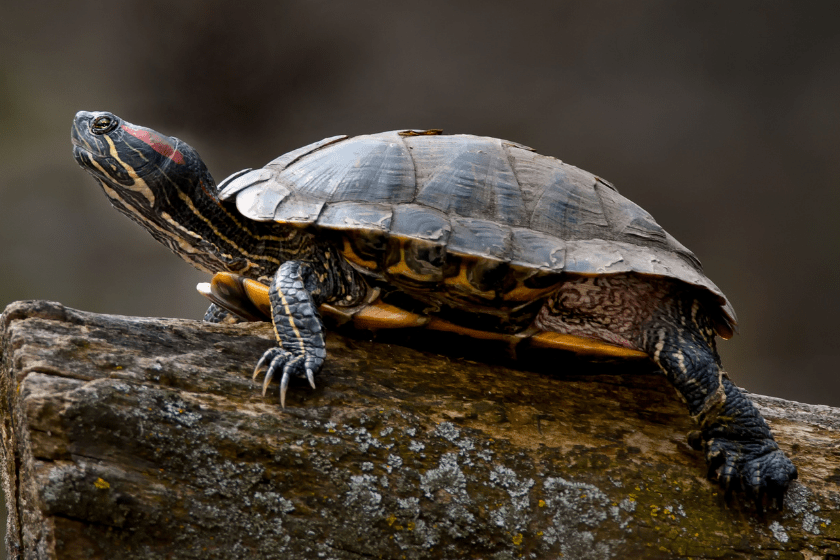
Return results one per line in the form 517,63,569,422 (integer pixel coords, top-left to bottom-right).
271,194,325,224
218,168,275,200
595,182,667,244
276,133,415,205
564,240,630,274
234,180,290,221
507,148,611,238
390,204,451,243
406,135,526,226
448,217,511,260
317,201,392,231
510,228,565,271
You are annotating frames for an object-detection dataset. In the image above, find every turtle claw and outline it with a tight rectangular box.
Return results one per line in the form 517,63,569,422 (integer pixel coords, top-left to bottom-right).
704,437,797,511
252,347,291,398
280,370,291,408
252,347,316,408
261,368,274,397
253,349,277,381
744,448,798,511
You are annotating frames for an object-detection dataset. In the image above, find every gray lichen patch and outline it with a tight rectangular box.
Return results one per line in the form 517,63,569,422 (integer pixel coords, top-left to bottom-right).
769,520,789,543
783,482,832,536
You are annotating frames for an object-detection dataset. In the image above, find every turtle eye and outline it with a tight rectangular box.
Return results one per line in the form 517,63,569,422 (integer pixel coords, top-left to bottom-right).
91,115,118,135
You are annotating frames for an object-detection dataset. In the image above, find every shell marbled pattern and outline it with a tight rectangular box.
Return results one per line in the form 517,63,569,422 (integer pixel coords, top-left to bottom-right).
217,131,735,330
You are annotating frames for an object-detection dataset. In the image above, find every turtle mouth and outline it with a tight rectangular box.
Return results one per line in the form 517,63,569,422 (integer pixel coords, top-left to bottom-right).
72,144,117,187
71,130,107,174
72,130,152,187
70,123,93,153
70,116,107,161
72,144,99,174
71,129,94,157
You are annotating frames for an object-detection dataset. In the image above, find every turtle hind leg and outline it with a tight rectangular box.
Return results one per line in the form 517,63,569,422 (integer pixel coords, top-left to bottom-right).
203,303,244,324
641,296,797,510
198,272,272,322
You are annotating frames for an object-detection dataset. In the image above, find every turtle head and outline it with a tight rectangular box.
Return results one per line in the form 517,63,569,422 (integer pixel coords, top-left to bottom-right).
72,111,231,272
72,111,215,208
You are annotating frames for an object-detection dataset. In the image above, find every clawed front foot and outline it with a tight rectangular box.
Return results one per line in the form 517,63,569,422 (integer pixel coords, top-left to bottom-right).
251,260,332,408
705,437,798,511
253,347,321,408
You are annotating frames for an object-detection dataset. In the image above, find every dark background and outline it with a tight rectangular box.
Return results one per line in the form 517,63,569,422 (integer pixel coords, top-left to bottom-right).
2,1,839,416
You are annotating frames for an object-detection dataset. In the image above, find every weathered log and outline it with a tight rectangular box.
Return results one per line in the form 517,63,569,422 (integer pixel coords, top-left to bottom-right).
0,300,838,559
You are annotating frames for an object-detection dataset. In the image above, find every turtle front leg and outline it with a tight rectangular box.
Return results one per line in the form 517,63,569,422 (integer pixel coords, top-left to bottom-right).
255,260,328,407
642,299,797,510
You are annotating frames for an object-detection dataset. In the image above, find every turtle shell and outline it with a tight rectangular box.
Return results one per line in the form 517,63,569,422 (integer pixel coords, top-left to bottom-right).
217,130,736,336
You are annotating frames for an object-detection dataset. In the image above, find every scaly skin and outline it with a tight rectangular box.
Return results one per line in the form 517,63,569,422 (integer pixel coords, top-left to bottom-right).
249,247,366,406
255,261,327,406
203,303,241,324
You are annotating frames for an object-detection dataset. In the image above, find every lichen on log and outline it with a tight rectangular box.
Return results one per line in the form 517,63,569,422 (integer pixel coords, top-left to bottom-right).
1,300,838,559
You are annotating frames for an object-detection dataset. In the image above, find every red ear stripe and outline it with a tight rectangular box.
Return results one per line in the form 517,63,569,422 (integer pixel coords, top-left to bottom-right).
121,124,186,165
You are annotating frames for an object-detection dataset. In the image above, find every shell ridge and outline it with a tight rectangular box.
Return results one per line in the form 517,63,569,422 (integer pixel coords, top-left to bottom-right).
414,138,507,217
519,155,606,237
476,137,527,227
396,132,422,205
490,139,527,227
523,166,553,232
368,136,416,203
362,140,396,203
502,142,527,221
596,177,619,193
592,178,617,234
663,232,703,270
266,134,349,172
414,149,466,214
475,143,496,217
412,141,478,214
595,182,672,249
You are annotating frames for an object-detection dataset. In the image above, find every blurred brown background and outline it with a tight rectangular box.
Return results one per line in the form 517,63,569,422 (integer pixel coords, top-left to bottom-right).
2,0,839,417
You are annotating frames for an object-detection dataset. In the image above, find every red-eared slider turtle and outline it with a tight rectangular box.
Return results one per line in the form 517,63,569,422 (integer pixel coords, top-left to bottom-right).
71,111,796,508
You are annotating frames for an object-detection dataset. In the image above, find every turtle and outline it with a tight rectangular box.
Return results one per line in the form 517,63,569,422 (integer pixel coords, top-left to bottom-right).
71,110,797,508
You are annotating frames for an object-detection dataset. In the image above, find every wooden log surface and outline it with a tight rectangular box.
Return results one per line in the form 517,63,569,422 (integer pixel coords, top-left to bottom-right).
1,299,838,559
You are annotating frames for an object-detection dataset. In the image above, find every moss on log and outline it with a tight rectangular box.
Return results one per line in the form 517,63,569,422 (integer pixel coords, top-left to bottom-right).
1,300,838,559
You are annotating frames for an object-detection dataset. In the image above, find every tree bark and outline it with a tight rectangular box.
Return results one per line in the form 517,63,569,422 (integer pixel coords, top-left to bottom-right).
1,299,838,560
